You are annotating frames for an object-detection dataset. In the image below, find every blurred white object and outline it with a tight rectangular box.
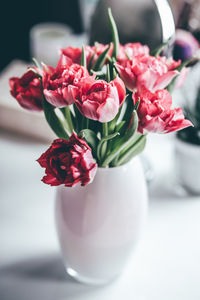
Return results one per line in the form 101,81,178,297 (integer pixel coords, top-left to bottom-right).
30,23,72,67
175,138,200,195
66,33,88,48
0,60,56,142
79,0,99,32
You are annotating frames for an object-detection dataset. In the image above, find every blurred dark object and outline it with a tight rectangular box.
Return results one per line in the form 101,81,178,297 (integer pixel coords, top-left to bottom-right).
0,0,83,71
176,1,192,30
173,29,199,61
175,0,200,41
177,86,200,145
89,0,175,50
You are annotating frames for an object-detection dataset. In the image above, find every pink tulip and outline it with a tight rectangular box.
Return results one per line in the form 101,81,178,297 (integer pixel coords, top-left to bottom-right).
43,54,89,107
61,43,113,68
133,87,193,134
116,55,179,92
72,76,126,123
61,45,94,65
117,43,150,66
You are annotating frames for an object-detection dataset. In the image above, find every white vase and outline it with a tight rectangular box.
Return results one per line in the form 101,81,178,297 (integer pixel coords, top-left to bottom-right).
175,138,200,195
55,157,148,285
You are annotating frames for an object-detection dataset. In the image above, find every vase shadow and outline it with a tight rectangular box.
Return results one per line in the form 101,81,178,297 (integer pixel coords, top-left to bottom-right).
0,253,106,300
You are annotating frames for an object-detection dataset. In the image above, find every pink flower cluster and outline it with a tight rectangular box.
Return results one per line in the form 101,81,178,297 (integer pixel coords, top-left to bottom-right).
115,44,192,134
9,42,193,187
9,42,192,134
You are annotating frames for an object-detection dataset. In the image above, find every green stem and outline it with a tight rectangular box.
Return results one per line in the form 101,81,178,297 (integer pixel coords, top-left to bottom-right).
108,8,119,60
117,135,146,166
73,104,83,132
42,96,69,139
81,46,87,68
101,133,135,167
103,122,108,137
63,106,74,134
81,116,89,129
101,122,108,163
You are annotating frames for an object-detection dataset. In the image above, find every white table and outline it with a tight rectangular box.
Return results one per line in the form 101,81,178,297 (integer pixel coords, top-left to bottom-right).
1,131,200,300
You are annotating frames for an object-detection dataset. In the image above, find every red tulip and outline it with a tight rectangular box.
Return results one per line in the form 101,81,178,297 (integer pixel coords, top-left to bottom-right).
9,70,42,111
37,132,97,187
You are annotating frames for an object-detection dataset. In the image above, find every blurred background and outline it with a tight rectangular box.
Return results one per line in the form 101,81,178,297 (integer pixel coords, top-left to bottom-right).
1,1,200,299
0,0,200,70
1,0,200,140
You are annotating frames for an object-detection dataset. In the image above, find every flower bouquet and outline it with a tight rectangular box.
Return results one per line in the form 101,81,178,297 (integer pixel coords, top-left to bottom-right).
9,9,196,284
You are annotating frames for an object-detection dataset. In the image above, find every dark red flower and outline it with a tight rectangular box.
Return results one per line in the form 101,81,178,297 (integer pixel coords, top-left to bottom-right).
37,132,97,187
9,70,43,111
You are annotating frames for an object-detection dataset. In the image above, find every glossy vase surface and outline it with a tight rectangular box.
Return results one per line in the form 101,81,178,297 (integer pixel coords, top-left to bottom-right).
55,157,148,285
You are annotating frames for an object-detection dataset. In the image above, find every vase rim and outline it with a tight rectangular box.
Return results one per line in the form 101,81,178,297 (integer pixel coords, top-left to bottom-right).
97,156,138,172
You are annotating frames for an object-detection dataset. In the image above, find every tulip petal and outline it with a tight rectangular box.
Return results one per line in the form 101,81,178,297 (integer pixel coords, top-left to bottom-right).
44,89,66,107
81,99,99,120
97,97,119,122
152,70,179,92
112,76,126,105
62,85,75,105
116,63,136,91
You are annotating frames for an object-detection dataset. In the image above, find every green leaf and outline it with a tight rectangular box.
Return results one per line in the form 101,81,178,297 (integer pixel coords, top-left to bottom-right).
115,120,126,132
177,50,200,72
42,96,69,139
106,64,111,82
28,67,42,79
92,44,111,71
124,110,138,139
134,98,140,111
81,116,89,129
81,46,87,68
151,40,169,57
88,53,95,71
125,50,131,60
167,51,200,93
90,70,105,77
32,57,41,69
117,135,146,166
112,110,138,148
108,8,119,60
108,106,123,132
78,129,99,157
122,93,134,124
60,106,74,134
97,132,120,162
166,74,179,94
112,65,117,79
73,104,83,132
101,110,138,167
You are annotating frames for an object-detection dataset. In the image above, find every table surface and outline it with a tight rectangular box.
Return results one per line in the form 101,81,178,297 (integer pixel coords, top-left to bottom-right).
0,131,200,300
